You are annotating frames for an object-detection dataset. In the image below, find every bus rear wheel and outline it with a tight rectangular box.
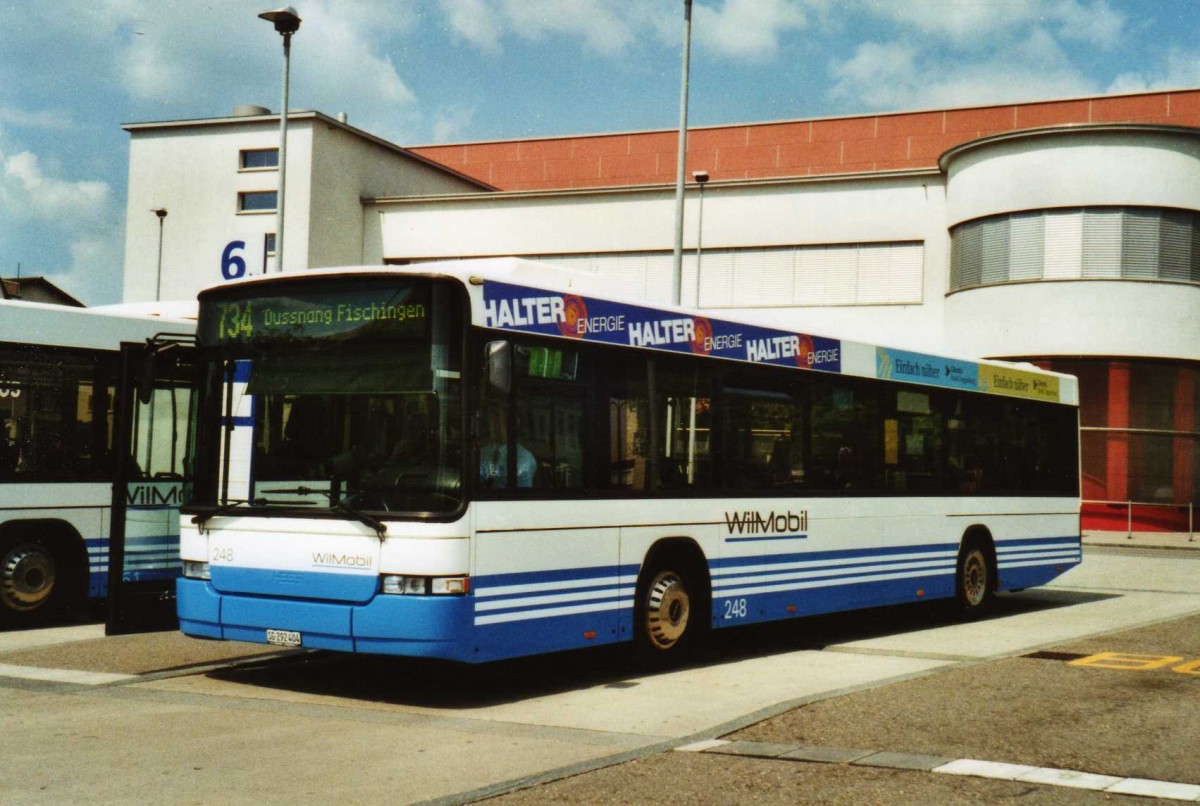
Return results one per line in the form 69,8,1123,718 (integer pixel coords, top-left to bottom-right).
955,537,995,618
0,537,64,628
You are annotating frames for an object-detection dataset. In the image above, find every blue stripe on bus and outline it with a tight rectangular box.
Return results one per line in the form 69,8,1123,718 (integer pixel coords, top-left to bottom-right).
725,534,808,543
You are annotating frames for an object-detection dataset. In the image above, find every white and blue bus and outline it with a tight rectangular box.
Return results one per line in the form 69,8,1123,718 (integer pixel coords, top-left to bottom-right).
0,299,194,628
178,259,1080,663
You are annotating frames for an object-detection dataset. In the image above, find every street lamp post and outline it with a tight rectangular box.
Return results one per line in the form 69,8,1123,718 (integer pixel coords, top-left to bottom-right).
258,6,301,272
152,208,167,301
691,170,708,307
670,0,693,305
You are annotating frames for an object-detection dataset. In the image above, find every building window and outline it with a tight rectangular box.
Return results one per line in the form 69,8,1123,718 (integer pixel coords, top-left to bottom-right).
240,148,279,170
950,207,1200,291
238,191,277,213
263,233,276,273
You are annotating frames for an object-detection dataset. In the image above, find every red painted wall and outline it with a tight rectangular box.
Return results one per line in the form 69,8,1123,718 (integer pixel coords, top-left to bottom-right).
410,89,1200,191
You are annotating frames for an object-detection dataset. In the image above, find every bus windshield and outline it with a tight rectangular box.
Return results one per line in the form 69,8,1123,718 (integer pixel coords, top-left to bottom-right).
192,277,465,516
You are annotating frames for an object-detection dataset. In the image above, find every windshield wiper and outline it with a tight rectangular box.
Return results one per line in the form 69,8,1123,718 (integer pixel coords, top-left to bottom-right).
262,487,388,540
191,497,316,531
332,496,388,540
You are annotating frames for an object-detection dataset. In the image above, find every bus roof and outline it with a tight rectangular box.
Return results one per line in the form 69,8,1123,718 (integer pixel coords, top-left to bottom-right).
0,298,194,353
199,258,1079,406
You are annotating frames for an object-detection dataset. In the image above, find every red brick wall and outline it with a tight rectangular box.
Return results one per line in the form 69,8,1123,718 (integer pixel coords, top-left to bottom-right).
410,90,1200,192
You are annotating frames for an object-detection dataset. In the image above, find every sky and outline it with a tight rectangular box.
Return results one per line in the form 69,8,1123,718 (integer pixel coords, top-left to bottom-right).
1,0,1198,305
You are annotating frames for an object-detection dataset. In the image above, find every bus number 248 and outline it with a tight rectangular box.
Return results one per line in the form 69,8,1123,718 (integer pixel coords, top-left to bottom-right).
723,598,748,620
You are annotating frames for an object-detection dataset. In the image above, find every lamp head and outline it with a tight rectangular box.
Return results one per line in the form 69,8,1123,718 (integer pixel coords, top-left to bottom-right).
259,6,301,35
152,208,167,219
692,170,710,184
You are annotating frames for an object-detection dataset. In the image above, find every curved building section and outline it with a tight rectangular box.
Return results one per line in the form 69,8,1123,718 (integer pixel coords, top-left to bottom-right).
942,125,1200,531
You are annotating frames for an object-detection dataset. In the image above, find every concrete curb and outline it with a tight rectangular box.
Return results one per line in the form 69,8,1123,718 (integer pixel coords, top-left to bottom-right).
680,740,1200,801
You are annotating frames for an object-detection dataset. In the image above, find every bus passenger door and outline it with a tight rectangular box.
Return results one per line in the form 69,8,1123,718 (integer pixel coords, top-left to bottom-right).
106,338,196,635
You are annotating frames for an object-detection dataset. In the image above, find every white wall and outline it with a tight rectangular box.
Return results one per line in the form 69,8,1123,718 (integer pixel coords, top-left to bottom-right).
369,173,954,352
308,123,485,269
124,120,314,302
945,280,1200,360
943,126,1200,361
123,114,487,304
944,127,1200,226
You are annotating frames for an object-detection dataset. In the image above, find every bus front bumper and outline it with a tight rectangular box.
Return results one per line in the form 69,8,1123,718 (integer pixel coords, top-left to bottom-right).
176,578,479,662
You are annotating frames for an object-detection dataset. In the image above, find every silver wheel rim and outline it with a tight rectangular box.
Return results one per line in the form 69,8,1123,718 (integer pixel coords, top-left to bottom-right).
962,549,987,607
645,570,690,650
1,543,56,612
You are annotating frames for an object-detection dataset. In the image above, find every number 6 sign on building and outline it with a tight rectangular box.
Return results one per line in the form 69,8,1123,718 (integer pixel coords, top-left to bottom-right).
221,238,272,281
221,241,247,281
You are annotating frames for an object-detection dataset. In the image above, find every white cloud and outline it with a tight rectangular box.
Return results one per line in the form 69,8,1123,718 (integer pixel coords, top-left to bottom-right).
1108,45,1200,94
0,107,74,130
850,0,1125,49
430,105,478,143
1,151,109,222
437,0,504,54
0,143,121,303
694,0,809,60
438,0,644,54
831,29,1093,111
436,0,811,62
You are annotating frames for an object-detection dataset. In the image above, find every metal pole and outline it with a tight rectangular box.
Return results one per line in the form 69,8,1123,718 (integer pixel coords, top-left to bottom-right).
1190,501,1194,542
154,211,166,301
1127,500,1133,539
695,180,705,306
670,0,693,306
275,31,292,272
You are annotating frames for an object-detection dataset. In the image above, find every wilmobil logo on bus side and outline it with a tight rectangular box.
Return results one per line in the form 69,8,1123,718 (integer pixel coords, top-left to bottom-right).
125,483,186,507
724,509,809,539
312,553,373,570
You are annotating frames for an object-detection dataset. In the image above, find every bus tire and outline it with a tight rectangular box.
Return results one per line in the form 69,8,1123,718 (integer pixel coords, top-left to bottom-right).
954,533,995,619
0,528,78,629
634,549,708,666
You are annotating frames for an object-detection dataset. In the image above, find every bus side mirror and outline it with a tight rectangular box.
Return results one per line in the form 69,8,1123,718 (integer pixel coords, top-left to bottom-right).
485,341,512,394
136,349,157,405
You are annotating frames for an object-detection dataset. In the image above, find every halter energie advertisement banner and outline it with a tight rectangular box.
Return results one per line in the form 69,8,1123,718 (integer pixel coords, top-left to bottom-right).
482,281,841,373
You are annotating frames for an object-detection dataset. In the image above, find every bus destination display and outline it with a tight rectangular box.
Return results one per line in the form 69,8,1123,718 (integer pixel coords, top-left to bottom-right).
201,283,430,346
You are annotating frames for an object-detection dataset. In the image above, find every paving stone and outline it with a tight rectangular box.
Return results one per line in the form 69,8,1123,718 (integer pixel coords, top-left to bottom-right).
854,751,956,771
1016,767,1123,790
712,741,805,759
779,745,876,764
934,759,1038,780
674,739,729,753
1106,778,1200,801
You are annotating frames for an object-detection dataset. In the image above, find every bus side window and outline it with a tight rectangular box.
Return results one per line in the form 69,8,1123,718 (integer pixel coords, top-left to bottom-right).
723,384,806,492
607,359,649,491
884,388,947,493
478,342,513,490
808,379,882,491
512,343,585,490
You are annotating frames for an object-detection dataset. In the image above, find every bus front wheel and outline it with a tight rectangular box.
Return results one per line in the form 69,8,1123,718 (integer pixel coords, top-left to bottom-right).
634,556,707,665
955,536,995,618
0,536,65,628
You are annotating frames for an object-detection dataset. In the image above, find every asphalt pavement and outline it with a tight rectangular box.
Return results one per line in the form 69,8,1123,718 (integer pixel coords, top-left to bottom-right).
0,533,1195,804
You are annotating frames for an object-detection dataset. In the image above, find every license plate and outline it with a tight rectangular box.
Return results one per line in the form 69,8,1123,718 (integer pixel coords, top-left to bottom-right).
265,629,302,647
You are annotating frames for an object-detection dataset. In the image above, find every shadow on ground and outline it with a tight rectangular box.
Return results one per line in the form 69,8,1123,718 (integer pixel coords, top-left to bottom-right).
206,588,1116,709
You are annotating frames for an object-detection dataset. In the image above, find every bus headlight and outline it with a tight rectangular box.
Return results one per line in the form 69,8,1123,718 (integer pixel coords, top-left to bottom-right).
183,561,211,580
380,575,469,595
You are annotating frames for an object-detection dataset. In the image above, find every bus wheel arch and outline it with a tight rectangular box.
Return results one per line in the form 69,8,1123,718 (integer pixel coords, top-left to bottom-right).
0,520,86,627
955,526,997,618
633,538,711,665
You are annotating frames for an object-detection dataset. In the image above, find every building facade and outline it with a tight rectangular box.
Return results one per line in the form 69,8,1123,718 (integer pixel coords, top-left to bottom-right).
123,90,1200,531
